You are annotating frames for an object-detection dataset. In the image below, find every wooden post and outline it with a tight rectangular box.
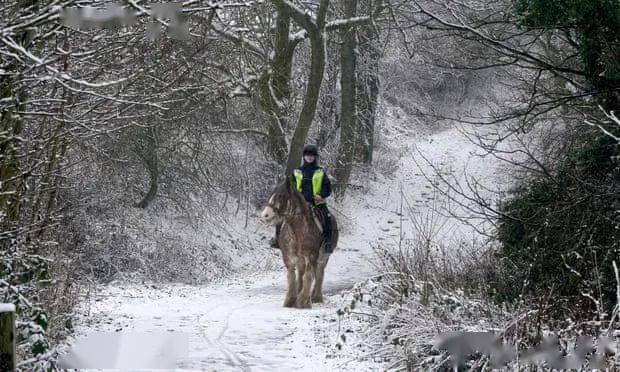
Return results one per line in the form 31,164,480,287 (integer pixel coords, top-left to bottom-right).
0,304,16,372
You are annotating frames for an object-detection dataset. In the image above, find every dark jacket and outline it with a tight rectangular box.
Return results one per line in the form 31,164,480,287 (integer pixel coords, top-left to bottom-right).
295,161,332,203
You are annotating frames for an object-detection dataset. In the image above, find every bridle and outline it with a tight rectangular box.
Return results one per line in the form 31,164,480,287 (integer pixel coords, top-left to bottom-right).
266,192,313,219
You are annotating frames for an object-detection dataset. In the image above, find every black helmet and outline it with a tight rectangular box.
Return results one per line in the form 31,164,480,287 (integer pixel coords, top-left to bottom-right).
303,144,319,156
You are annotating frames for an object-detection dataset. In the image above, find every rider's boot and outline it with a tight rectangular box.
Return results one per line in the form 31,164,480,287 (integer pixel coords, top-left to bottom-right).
321,236,333,253
320,207,334,253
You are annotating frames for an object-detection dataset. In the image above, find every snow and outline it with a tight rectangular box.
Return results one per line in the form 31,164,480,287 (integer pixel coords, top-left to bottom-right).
290,30,307,41
326,16,370,29
279,0,311,20
0,303,15,313
71,103,509,370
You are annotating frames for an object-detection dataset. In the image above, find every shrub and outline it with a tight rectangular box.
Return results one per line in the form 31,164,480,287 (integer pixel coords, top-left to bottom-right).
495,130,620,315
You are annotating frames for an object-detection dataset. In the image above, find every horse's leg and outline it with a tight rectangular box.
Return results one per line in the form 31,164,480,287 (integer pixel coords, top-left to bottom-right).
296,260,315,309
296,262,304,298
283,265,297,308
312,254,329,303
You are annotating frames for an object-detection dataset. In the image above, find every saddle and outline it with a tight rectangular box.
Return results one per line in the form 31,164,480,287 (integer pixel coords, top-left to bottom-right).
310,205,329,234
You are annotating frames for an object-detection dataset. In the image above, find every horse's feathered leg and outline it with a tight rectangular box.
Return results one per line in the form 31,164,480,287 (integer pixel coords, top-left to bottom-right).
283,265,297,307
312,252,329,303
296,263,304,295
296,258,315,309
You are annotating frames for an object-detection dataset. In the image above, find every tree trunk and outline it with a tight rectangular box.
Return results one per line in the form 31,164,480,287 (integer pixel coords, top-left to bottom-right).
0,78,24,229
259,72,289,164
271,0,331,174
361,71,378,163
258,10,296,165
135,152,158,209
333,0,358,195
135,127,159,209
355,20,380,164
0,17,34,232
0,305,15,372
317,46,339,148
272,12,294,102
265,115,289,164
285,33,328,174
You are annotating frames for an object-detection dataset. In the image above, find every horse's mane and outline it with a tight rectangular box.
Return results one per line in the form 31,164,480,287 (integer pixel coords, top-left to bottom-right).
290,187,309,213
278,177,311,215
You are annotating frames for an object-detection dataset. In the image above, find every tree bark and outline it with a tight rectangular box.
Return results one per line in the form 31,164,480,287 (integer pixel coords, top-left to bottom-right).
0,78,24,229
258,9,298,164
0,306,15,372
317,56,339,148
333,0,358,195
355,15,380,164
134,127,159,209
135,151,158,209
285,34,328,174
0,9,35,232
258,73,289,164
272,12,294,102
277,0,332,174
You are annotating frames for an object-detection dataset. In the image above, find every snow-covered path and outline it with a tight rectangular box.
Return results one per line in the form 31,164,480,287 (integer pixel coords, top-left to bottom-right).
73,124,506,371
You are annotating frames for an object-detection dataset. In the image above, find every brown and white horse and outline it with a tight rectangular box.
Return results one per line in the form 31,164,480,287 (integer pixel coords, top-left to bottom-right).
261,176,338,308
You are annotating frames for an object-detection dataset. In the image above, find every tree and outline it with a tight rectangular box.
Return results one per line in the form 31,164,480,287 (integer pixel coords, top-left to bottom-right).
273,0,332,174
208,1,381,175
0,0,232,365
333,0,358,194
514,0,620,111
388,0,620,312
355,0,381,164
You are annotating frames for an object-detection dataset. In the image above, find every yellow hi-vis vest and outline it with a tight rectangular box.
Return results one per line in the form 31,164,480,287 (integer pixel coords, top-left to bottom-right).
293,168,326,205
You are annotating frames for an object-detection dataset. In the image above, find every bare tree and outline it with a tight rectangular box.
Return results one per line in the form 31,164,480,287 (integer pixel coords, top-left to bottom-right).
355,18,381,165
207,0,382,174
333,0,358,194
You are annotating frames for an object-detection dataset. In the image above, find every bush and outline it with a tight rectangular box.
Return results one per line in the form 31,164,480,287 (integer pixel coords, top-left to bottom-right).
495,130,620,315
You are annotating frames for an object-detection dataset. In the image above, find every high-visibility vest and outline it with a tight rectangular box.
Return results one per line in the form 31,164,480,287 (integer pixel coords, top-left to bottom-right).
293,168,326,205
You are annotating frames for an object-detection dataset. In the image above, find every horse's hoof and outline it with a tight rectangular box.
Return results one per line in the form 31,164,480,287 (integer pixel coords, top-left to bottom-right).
283,298,296,308
311,295,324,303
296,300,312,309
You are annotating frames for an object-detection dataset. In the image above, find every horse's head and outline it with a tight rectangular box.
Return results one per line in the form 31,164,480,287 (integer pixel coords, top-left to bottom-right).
261,176,301,224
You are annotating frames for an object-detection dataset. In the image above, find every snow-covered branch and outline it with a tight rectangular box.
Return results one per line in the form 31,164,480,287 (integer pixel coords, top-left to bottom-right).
288,16,372,41
326,16,371,30
205,127,268,136
271,0,319,33
210,21,267,59
2,36,127,89
585,107,620,144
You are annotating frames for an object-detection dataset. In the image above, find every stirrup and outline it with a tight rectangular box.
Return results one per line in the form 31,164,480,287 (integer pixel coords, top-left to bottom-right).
321,238,333,253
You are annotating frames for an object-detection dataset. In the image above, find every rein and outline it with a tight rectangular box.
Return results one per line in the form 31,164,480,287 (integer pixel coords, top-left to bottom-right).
278,199,313,219
281,199,324,234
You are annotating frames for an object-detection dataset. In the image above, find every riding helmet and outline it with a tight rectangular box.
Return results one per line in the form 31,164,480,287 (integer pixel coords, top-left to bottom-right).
303,144,319,156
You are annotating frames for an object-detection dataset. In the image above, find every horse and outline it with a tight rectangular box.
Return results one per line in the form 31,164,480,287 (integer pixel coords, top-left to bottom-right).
261,176,339,309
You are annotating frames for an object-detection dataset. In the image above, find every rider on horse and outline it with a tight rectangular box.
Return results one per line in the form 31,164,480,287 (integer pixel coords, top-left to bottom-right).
270,144,334,253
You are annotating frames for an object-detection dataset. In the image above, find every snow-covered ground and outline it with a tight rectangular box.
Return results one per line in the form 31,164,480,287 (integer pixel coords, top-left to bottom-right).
70,106,508,371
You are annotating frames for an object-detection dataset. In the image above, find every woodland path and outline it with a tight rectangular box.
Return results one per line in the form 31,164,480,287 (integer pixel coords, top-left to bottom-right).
74,125,504,371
